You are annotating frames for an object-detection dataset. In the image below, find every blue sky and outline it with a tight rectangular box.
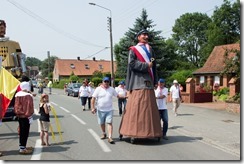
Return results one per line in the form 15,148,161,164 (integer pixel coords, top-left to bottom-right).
1,0,237,61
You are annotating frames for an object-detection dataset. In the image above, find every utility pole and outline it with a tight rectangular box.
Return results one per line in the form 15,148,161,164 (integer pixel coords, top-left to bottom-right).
89,3,115,87
47,51,50,79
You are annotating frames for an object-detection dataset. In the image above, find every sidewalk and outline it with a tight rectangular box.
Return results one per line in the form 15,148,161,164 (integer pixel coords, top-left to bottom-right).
181,101,226,111
167,101,240,157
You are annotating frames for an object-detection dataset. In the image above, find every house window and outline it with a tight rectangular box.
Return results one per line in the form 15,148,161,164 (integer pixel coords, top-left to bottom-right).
214,76,220,85
70,64,75,69
85,64,89,69
200,76,205,83
99,65,103,70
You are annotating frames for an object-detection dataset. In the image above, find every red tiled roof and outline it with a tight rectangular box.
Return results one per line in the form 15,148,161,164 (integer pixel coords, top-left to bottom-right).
193,43,240,74
54,59,116,76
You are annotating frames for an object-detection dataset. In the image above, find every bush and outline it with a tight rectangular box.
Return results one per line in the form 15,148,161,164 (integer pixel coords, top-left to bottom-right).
225,93,240,103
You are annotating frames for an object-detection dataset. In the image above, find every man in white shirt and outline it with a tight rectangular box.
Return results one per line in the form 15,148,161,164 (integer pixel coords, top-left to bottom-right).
169,80,182,116
91,77,118,144
155,78,169,140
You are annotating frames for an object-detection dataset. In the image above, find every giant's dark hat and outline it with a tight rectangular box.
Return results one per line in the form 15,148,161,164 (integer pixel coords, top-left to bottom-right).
136,29,149,38
0,20,6,26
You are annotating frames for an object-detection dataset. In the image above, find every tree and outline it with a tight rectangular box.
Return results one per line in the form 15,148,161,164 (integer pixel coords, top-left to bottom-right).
203,0,240,57
221,47,240,80
69,71,79,83
25,57,42,67
172,12,211,68
41,56,59,79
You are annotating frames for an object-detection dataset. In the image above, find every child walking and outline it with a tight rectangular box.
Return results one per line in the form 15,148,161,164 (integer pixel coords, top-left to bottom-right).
39,93,51,146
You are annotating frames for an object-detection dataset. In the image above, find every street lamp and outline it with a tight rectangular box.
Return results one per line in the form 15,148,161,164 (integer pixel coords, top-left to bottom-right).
89,2,115,87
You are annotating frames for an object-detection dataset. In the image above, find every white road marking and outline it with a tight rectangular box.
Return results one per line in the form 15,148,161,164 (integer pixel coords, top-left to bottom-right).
59,107,70,113
71,114,86,125
51,102,57,106
31,139,42,160
88,129,111,152
31,114,42,160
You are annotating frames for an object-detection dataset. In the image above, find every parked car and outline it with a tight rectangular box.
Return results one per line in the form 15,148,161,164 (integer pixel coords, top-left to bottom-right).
3,97,17,121
66,83,81,97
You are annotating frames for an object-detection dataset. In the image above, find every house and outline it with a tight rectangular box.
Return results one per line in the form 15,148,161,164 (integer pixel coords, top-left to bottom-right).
53,57,116,81
26,66,39,79
193,43,240,89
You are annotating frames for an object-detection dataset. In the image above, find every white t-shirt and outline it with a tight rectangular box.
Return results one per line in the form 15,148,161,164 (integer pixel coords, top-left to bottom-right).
87,86,95,97
79,85,89,97
92,86,118,111
169,85,181,99
115,85,127,97
155,87,168,110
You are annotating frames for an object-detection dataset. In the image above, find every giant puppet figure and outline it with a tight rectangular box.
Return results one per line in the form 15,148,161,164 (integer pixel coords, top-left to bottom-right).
0,20,27,79
119,29,162,143
0,20,27,121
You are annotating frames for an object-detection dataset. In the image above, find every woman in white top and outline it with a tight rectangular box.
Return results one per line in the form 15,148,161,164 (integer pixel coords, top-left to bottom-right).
87,82,95,110
78,81,89,111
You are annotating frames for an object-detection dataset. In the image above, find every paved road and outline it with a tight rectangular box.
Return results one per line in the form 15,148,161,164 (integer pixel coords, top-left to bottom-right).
0,88,240,160
65,87,241,157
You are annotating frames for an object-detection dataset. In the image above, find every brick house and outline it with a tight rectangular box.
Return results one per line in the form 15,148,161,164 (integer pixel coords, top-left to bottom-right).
192,43,240,92
53,57,116,81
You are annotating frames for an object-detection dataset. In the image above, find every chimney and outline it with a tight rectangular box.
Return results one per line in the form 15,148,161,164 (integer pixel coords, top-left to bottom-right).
93,57,96,61
77,57,80,60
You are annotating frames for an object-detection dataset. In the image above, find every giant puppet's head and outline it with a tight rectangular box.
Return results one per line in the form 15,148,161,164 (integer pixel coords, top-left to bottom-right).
135,29,149,43
0,20,6,38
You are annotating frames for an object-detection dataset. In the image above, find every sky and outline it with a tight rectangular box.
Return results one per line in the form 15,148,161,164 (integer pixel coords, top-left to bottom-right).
0,0,238,61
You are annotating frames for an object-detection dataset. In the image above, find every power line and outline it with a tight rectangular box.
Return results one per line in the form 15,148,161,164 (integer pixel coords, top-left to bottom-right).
6,0,105,48
82,47,109,60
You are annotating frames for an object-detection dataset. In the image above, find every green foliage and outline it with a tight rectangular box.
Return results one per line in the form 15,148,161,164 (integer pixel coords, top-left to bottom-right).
203,0,241,56
167,70,193,85
91,77,102,87
26,57,42,67
218,94,228,101
69,74,79,83
226,93,240,103
213,87,230,101
92,70,103,78
172,12,211,68
41,56,59,78
221,48,240,80
53,79,69,89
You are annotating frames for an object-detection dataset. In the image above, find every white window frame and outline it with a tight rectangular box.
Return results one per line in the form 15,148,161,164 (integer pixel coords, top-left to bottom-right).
214,76,220,85
200,76,205,84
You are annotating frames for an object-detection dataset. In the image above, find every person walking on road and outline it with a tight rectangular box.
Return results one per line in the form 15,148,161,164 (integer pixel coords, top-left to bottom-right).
14,81,34,154
119,29,162,143
78,81,89,111
169,80,182,116
91,77,118,144
47,80,53,95
115,80,127,116
38,93,51,146
87,82,95,110
155,78,169,140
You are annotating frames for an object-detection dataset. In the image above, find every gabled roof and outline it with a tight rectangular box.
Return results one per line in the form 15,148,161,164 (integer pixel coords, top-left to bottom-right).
54,59,116,76
27,66,39,71
193,43,240,75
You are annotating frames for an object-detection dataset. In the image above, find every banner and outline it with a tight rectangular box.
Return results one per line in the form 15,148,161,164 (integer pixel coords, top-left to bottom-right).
0,67,20,118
